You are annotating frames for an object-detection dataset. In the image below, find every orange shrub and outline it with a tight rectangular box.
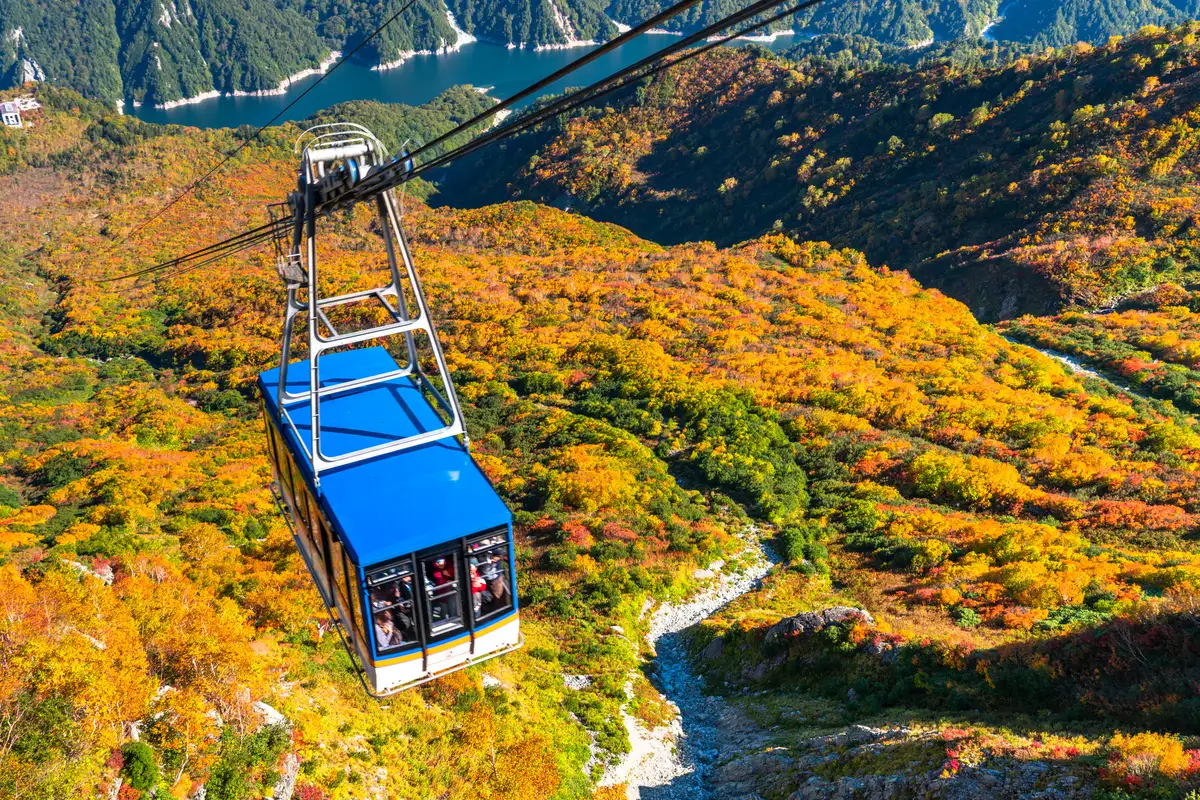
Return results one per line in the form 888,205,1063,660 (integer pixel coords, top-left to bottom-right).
1000,606,1050,631
1103,732,1193,786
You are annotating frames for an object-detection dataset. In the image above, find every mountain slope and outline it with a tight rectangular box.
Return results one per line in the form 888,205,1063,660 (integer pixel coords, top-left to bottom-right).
0,0,477,107
1,87,1199,797
8,0,1200,107
450,0,618,47
993,0,1200,47
439,27,1200,319
609,0,996,43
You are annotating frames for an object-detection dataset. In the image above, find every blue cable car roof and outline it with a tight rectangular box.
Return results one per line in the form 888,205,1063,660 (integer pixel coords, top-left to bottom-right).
257,347,511,567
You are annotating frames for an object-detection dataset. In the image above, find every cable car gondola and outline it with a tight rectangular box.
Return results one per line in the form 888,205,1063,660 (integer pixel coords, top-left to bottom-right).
257,124,521,696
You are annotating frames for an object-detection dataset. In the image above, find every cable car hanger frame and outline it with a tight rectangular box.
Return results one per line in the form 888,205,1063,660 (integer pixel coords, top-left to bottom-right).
273,123,469,489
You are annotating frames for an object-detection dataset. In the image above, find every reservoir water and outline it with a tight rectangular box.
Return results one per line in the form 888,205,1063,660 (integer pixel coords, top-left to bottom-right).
130,34,797,130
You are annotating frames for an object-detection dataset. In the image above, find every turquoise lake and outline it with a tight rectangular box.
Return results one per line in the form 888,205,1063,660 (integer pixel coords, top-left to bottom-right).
129,34,798,129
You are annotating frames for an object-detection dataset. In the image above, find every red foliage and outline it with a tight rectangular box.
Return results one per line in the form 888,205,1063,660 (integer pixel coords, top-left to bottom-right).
294,784,331,800
561,521,594,547
1114,357,1156,376
600,522,638,543
1084,500,1196,532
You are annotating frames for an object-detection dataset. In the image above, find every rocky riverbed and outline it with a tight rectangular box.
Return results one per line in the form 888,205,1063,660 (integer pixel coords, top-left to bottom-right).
595,525,1105,800
600,528,778,799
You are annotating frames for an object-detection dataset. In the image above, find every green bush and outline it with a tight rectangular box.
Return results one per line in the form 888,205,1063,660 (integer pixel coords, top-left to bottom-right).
777,521,829,572
121,741,159,790
952,606,982,629
195,388,248,414
34,452,90,489
515,371,566,395
0,485,21,508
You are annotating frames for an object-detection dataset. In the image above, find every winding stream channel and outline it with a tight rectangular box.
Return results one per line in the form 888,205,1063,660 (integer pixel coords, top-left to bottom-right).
1001,335,1149,399
599,529,777,799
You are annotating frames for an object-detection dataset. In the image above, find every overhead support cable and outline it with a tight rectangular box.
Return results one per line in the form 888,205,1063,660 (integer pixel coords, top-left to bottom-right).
99,219,288,283
402,0,828,182
148,230,280,285
405,0,710,160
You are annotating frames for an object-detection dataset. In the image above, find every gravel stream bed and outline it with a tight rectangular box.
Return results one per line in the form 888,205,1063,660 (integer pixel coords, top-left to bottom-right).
600,529,778,799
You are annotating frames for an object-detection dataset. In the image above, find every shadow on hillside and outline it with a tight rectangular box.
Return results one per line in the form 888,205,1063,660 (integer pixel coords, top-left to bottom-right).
435,44,1200,320
749,606,1200,734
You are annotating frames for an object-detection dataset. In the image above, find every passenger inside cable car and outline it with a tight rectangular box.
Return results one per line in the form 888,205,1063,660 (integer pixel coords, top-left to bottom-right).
262,380,523,694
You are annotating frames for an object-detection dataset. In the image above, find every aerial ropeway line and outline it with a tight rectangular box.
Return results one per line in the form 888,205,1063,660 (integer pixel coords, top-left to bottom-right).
394,0,830,184
103,0,836,286
100,0,837,695
259,121,521,695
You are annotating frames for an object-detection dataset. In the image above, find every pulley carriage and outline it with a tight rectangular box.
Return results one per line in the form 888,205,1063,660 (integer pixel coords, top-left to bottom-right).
258,124,520,696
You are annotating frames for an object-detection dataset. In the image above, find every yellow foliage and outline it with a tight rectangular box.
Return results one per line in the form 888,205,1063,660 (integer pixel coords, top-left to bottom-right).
938,587,963,606
1107,732,1191,781
549,444,640,513
490,734,562,800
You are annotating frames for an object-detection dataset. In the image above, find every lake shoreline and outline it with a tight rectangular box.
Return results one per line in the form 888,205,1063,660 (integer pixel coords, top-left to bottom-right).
129,33,799,129
140,50,343,111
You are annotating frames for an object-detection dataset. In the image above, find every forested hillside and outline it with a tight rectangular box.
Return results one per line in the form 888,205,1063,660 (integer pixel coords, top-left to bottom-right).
1,76,1199,799
610,0,996,43
440,25,1200,320
8,0,1200,107
991,0,1200,47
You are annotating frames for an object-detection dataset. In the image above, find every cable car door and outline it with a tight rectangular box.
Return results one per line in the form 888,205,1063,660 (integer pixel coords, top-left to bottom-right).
418,550,470,669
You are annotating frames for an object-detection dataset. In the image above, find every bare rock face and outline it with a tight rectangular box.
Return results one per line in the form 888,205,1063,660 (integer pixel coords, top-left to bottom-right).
272,752,301,800
701,635,725,662
762,606,874,651
714,747,797,797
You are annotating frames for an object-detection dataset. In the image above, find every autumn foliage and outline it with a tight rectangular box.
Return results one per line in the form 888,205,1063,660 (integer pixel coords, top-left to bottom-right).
2,43,1200,798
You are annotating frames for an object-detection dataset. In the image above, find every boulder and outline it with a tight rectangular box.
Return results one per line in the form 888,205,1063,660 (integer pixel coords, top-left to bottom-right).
763,606,874,650
701,635,726,662
715,749,796,797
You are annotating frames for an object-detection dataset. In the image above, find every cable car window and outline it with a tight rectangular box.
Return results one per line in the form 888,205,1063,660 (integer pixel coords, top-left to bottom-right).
467,531,506,553
310,510,327,564
271,427,294,500
283,456,303,512
295,478,311,529
421,553,463,636
263,414,280,466
367,561,417,651
341,550,359,635
329,535,349,608
367,562,409,586
468,544,512,621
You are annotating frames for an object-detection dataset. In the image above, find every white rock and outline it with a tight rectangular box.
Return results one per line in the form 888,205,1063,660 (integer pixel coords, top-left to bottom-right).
253,700,287,729
562,674,592,691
